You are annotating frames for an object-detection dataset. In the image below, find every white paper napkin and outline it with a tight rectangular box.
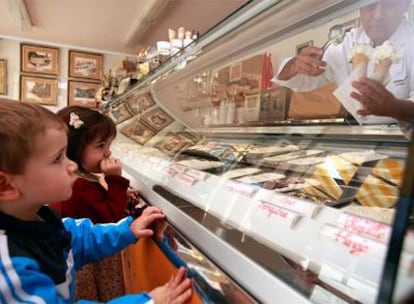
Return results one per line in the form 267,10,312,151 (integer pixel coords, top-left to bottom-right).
333,62,396,125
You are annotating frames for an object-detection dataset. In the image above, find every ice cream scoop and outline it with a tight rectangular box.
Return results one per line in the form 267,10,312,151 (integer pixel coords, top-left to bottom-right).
322,24,351,51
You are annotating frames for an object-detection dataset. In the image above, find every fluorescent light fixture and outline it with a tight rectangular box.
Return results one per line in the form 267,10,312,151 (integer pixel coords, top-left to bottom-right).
5,0,33,31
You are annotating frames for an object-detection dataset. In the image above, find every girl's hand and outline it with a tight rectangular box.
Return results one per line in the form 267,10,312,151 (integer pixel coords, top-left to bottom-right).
130,206,165,238
100,158,122,176
127,188,140,200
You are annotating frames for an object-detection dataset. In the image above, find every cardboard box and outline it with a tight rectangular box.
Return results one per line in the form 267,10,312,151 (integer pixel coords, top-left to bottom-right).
288,82,346,119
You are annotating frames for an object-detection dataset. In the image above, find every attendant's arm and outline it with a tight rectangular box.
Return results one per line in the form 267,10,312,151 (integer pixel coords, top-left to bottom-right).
277,46,326,80
274,46,331,91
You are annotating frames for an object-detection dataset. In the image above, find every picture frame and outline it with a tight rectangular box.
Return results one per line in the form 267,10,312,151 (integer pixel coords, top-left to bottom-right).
341,17,360,32
21,44,59,76
69,50,103,80
120,119,156,145
140,107,174,132
0,59,7,95
106,103,133,125
154,132,192,155
68,80,101,108
20,75,58,105
125,93,155,115
296,40,313,55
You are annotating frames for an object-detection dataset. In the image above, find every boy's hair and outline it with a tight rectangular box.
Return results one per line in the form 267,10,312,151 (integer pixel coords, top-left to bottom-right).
0,98,67,174
57,105,116,172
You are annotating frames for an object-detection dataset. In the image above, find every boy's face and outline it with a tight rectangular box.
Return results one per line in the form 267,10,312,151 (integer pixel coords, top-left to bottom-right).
12,128,78,208
81,137,113,173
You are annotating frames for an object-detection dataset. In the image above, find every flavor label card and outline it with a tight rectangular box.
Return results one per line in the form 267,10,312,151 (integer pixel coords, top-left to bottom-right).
255,200,302,228
224,180,257,198
271,193,322,218
241,199,302,232
186,169,208,181
171,163,187,173
336,213,390,243
173,173,197,186
320,224,385,258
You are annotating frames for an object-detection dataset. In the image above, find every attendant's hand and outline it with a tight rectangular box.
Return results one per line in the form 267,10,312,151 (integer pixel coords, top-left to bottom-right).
351,77,401,117
278,46,327,80
130,206,165,238
100,157,122,176
148,267,192,304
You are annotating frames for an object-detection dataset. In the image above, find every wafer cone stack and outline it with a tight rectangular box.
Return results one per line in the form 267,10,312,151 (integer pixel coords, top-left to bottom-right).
372,58,392,84
352,53,369,70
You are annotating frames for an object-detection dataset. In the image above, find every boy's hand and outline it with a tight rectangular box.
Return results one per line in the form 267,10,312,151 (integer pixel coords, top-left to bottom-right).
100,158,122,176
148,267,192,304
130,206,165,238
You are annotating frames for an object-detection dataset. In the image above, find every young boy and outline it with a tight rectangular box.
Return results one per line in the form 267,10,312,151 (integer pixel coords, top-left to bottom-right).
0,98,192,303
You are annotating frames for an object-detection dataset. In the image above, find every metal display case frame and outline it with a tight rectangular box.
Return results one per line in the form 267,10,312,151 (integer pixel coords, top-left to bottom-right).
109,0,414,302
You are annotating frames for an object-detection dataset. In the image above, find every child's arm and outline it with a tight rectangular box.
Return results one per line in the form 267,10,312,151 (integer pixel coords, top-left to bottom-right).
64,216,137,267
64,207,165,267
0,256,189,304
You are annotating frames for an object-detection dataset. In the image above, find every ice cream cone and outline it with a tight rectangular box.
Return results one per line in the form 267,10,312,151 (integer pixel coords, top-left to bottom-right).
372,58,392,84
352,53,369,70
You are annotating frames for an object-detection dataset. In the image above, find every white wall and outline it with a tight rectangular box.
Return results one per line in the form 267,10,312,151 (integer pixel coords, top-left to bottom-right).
0,38,131,112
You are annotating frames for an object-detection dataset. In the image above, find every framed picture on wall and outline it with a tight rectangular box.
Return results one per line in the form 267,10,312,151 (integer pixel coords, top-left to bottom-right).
20,75,58,105
341,17,360,32
68,80,101,108
0,59,7,95
69,50,103,80
21,44,59,76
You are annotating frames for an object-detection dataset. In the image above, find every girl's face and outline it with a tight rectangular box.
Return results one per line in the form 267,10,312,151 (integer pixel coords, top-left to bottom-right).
81,136,113,173
12,128,78,213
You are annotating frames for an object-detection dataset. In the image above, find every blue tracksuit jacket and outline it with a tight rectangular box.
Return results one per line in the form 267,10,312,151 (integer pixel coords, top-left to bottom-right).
0,206,153,303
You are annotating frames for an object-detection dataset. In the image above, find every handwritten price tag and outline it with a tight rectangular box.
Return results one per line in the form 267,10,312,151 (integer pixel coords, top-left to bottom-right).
225,181,256,198
164,167,177,178
337,213,389,242
255,200,301,228
271,193,321,218
186,169,207,181
320,224,385,258
174,173,197,186
171,164,187,173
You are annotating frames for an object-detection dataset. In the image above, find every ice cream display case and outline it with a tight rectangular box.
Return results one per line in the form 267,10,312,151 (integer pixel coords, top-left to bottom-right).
107,0,414,303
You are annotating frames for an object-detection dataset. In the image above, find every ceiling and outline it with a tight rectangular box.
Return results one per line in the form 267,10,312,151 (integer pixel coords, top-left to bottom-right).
0,0,248,56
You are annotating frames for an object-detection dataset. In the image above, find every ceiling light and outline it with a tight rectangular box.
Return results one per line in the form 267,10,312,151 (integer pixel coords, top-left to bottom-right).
5,0,33,31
